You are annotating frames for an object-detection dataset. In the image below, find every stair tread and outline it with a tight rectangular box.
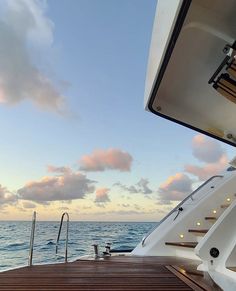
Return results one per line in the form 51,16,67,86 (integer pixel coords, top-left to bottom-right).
165,242,198,248
188,229,208,233
221,204,230,208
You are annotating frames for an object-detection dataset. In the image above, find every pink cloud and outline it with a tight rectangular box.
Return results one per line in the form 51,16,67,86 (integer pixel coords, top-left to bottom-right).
47,165,71,174
80,148,133,172
185,154,228,181
192,134,224,163
95,187,110,203
158,173,193,202
184,134,228,181
18,172,95,203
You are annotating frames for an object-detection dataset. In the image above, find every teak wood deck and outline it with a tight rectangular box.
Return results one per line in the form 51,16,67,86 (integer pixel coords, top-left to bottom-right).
0,256,221,290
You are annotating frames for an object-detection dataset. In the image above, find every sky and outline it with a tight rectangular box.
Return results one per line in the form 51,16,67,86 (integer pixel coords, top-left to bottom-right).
0,0,235,221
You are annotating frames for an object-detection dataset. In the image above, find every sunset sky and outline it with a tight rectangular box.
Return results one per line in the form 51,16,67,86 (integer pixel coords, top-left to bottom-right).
0,0,235,221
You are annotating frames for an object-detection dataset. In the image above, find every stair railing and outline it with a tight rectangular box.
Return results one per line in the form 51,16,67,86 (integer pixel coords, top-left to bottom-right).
56,212,69,263
142,175,223,246
28,211,36,266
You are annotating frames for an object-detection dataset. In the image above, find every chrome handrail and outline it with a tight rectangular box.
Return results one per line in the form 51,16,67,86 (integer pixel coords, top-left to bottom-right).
28,211,36,266
142,175,223,246
56,212,69,263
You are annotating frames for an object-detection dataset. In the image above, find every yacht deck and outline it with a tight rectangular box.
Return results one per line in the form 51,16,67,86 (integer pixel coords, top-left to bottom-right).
0,256,221,290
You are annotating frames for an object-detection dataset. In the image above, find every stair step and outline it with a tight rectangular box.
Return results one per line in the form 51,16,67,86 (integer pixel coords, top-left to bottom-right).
165,242,198,248
205,216,217,220
221,204,230,209
188,229,208,234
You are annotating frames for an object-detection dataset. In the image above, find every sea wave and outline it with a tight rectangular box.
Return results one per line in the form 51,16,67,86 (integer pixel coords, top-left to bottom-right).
0,221,156,272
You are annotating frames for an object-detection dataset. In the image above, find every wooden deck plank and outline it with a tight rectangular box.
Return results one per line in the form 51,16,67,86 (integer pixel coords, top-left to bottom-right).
171,265,222,291
0,256,214,290
0,288,194,290
166,266,204,291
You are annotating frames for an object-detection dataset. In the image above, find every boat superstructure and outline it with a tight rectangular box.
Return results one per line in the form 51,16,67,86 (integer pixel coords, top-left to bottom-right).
1,0,236,290
137,0,236,289
145,0,236,146
132,167,236,289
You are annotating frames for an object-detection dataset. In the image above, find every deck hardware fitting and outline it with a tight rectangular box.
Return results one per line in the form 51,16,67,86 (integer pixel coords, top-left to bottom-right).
210,247,220,258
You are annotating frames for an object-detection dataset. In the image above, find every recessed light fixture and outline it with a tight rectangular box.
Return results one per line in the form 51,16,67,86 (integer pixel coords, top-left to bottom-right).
227,198,231,202
179,234,184,239
213,210,217,214
197,222,201,226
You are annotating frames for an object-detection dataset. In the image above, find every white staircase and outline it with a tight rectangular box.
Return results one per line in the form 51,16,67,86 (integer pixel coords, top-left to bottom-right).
132,169,236,289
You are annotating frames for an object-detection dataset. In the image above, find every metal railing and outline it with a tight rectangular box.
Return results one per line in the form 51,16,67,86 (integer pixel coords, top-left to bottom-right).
28,211,36,266
56,212,69,263
141,175,223,247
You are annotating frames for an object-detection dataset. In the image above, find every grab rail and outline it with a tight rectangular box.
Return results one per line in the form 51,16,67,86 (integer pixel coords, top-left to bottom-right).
56,212,69,263
142,175,223,246
28,211,36,266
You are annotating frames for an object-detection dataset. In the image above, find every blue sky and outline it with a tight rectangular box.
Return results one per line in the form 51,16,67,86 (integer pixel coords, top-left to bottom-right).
0,0,235,221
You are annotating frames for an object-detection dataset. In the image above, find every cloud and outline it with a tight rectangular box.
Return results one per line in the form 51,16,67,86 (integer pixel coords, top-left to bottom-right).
185,154,228,181
95,187,110,203
114,182,138,193
158,173,193,202
192,134,224,163
80,148,133,172
114,178,153,195
18,171,95,203
134,204,141,210
0,0,65,111
184,134,228,181
47,165,71,174
156,200,172,206
58,206,69,211
137,178,153,194
112,210,146,215
90,210,155,216
22,201,36,208
82,205,92,210
0,184,18,206
118,203,130,208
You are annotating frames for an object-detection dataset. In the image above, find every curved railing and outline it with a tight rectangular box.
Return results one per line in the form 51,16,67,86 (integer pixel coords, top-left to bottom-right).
141,175,223,246
56,212,69,262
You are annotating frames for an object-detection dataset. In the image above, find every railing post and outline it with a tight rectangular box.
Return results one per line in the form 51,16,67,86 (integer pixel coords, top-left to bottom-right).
56,212,69,263
28,211,36,266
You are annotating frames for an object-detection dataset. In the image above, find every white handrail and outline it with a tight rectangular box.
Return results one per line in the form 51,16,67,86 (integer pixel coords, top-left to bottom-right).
142,175,223,246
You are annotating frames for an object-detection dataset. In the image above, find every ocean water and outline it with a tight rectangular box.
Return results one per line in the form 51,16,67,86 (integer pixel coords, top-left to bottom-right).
0,221,156,272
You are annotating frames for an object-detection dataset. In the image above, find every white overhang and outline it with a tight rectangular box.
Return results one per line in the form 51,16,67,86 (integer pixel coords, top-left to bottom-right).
145,0,236,146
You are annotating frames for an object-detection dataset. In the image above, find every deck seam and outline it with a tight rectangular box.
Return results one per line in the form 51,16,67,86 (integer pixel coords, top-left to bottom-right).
166,265,206,291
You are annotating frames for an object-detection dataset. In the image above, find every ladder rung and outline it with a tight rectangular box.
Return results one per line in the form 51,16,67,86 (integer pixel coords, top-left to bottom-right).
205,217,216,220
221,204,230,209
188,229,208,234
165,242,198,248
